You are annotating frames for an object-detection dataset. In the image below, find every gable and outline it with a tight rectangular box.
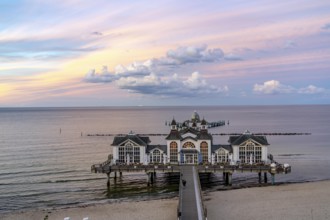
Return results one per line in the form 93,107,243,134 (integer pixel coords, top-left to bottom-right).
118,139,141,147
229,134,269,146
215,147,230,153
238,139,263,147
112,134,150,146
181,136,198,142
150,148,165,153
181,132,197,139
211,144,233,153
146,145,167,153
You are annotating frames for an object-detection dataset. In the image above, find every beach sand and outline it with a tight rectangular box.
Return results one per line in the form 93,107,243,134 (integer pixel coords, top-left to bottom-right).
205,180,330,220
0,199,177,220
2,181,330,220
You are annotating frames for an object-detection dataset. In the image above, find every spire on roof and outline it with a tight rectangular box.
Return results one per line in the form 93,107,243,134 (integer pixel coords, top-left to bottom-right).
201,117,207,125
171,117,177,126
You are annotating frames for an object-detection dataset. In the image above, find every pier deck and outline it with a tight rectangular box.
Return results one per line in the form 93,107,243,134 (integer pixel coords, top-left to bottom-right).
91,163,291,175
178,165,206,220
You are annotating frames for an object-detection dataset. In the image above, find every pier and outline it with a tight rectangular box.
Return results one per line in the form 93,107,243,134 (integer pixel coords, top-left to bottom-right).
178,165,207,220
91,162,290,219
91,163,291,186
90,112,293,219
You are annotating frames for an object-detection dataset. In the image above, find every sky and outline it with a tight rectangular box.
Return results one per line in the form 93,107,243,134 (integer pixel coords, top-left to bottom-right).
1,0,330,107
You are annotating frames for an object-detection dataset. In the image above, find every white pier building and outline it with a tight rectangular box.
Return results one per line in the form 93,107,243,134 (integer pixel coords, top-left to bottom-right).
111,111,269,165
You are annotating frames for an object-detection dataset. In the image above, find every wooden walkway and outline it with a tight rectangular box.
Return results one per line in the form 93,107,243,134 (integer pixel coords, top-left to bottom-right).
178,165,207,220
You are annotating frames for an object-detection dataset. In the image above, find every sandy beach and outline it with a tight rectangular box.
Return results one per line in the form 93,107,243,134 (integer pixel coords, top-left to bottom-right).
2,181,330,220
205,180,330,220
0,199,177,220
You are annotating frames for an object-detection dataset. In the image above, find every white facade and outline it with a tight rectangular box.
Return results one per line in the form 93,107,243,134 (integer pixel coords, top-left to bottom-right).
111,114,270,165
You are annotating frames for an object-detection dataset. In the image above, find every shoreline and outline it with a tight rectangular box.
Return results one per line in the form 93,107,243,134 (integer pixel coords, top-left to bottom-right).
2,180,330,220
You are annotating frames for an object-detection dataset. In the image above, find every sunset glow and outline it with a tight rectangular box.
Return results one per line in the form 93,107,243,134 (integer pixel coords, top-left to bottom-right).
1,0,330,106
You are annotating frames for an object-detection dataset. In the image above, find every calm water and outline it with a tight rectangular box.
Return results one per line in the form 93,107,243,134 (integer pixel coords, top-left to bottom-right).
0,105,330,214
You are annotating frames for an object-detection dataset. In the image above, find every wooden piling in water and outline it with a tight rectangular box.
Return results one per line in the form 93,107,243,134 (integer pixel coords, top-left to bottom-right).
264,172,268,183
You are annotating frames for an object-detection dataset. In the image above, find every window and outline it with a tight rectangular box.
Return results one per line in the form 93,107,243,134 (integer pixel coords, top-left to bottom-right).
117,143,140,163
134,147,140,163
255,146,262,163
246,143,254,163
150,149,162,163
118,146,125,163
200,142,208,163
170,142,178,163
217,149,228,163
238,142,262,164
183,141,195,149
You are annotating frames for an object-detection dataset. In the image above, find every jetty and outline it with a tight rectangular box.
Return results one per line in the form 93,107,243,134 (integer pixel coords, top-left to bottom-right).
178,166,207,220
90,111,292,219
92,162,291,186
91,162,290,219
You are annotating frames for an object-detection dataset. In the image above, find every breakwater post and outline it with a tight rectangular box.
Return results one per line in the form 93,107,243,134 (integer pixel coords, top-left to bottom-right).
107,173,110,188
264,172,268,183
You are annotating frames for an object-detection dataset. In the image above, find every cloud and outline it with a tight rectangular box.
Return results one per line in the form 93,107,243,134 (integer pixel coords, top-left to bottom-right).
322,23,330,30
254,80,326,95
84,66,115,83
84,44,225,82
84,61,153,83
0,38,99,61
283,40,297,49
91,31,103,36
155,45,224,65
298,85,326,94
114,61,151,77
84,45,229,97
253,80,294,94
224,53,243,61
116,72,228,97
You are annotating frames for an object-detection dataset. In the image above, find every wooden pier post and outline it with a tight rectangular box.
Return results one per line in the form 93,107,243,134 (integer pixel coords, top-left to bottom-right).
228,173,232,186
114,172,117,179
225,173,229,185
151,172,155,184
271,173,275,185
119,172,122,177
258,172,262,184
107,173,110,188
264,172,268,183
147,173,150,186
223,172,226,182
147,172,155,186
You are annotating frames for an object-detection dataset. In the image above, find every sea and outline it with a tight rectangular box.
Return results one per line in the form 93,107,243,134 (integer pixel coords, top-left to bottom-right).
0,105,330,214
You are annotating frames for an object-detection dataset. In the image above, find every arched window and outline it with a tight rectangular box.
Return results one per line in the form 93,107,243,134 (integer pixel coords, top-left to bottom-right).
200,142,208,163
118,143,140,164
125,143,133,163
170,142,178,163
183,141,195,149
239,142,262,163
151,149,162,163
217,149,228,163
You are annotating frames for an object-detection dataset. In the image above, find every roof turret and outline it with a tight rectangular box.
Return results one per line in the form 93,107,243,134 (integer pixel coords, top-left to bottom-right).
191,110,200,122
201,118,207,125
171,118,177,126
